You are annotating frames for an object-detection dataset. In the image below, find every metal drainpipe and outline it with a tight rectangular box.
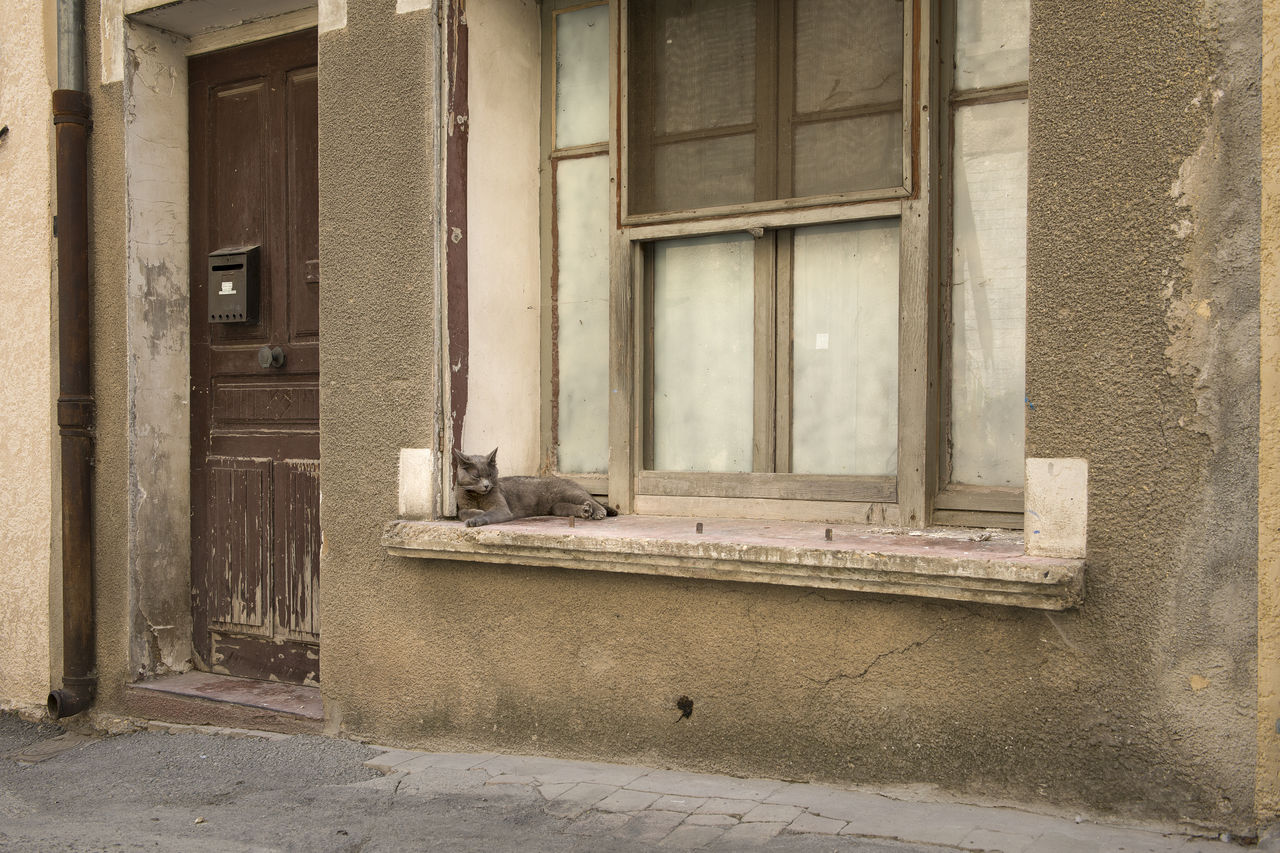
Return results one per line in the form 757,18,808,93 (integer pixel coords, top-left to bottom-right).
48,0,96,720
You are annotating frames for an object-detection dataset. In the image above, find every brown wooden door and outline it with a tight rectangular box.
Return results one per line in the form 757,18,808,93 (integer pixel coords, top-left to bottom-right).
189,31,320,685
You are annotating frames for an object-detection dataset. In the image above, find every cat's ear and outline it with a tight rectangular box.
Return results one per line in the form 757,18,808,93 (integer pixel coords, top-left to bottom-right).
452,448,468,465
486,448,499,465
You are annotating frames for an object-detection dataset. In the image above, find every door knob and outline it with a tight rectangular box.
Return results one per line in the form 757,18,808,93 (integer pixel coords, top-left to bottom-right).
257,345,285,368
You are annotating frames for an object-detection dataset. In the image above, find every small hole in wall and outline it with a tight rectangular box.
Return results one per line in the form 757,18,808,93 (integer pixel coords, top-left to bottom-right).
676,695,693,720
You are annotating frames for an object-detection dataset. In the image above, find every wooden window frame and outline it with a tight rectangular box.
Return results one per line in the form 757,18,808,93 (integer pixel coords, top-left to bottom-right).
610,0,934,527
539,0,1025,529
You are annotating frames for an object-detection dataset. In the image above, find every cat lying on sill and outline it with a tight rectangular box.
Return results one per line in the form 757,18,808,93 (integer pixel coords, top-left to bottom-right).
453,448,618,528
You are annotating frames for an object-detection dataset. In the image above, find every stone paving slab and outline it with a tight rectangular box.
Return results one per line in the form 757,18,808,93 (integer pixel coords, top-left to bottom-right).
627,768,788,801
363,745,1241,852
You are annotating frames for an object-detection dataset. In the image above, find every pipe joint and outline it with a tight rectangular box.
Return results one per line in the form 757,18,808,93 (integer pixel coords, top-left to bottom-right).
47,676,96,719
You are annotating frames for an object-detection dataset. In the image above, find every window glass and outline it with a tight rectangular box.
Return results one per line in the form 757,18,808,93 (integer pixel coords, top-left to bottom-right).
651,234,755,472
555,155,611,473
793,112,902,198
954,0,1030,90
555,3,610,148
793,0,904,196
651,135,757,212
950,99,1027,487
794,0,902,113
792,220,900,476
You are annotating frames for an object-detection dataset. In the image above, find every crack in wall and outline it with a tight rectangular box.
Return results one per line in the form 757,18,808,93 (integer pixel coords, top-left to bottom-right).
800,619,970,687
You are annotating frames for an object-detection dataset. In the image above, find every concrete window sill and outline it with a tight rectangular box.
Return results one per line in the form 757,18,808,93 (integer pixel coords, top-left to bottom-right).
382,515,1084,610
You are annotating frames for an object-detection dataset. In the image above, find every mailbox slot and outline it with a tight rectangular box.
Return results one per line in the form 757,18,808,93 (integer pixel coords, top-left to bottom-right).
208,245,260,323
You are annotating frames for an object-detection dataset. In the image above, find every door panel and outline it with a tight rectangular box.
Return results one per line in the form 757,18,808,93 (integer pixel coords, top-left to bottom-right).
276,459,320,641
206,458,272,633
190,31,320,685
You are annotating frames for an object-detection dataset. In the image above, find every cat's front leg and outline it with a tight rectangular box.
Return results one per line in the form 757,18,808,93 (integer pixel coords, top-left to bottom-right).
465,507,514,527
458,508,484,521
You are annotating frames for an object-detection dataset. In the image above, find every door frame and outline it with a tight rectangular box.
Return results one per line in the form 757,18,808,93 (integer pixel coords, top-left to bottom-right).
116,11,321,685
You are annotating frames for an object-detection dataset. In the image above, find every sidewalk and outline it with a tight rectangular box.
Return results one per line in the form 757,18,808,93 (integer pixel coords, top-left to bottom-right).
363,744,1236,852
0,711,1246,852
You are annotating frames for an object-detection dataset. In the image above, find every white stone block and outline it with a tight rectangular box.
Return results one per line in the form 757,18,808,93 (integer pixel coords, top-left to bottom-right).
1025,458,1089,558
398,448,439,520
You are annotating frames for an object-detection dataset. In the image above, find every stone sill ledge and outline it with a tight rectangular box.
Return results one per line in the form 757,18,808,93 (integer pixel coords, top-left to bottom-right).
382,515,1084,611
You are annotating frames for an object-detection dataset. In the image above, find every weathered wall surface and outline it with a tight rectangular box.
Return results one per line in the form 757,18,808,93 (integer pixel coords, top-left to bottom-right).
316,0,1262,833
1259,0,1279,824
1027,0,1260,829
0,0,56,710
122,21,193,679
315,0,439,731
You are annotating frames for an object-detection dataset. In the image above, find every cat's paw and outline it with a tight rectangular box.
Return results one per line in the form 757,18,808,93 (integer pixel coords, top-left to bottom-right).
465,516,487,527
578,502,595,519
587,502,608,520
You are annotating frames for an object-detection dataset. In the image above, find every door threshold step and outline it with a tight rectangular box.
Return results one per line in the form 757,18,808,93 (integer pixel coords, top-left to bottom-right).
125,671,322,732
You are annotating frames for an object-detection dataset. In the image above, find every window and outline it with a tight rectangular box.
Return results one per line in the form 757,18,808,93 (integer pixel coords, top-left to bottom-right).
541,0,1028,527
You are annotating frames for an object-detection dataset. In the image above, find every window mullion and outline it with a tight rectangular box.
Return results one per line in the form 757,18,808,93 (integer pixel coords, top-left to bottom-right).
752,234,778,473
896,0,939,529
774,230,794,474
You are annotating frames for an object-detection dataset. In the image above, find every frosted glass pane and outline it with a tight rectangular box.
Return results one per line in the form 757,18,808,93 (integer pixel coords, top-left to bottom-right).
652,235,754,472
555,4,609,148
795,0,903,114
556,155,611,473
793,112,902,198
792,220,899,476
955,0,1029,90
951,99,1027,487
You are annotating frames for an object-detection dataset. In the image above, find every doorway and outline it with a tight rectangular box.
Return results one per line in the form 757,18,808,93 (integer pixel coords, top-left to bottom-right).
189,30,320,685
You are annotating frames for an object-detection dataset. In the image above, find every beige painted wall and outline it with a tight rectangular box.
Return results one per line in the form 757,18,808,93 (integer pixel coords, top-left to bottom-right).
1259,0,1279,823
0,0,56,711
462,0,542,475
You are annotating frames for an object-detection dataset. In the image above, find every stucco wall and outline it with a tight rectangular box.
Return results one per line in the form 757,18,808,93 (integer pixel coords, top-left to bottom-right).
315,0,439,730
1026,0,1260,829
0,0,56,710
312,0,1263,833
86,0,135,713
1259,0,1279,823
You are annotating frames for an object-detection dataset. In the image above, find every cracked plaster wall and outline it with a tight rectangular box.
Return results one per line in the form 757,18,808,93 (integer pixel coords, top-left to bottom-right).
0,0,57,711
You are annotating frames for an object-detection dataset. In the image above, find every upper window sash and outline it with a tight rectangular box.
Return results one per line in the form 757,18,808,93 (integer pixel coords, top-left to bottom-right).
619,0,916,227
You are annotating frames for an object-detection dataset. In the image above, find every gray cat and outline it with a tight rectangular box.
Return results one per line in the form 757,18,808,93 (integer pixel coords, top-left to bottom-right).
453,448,617,527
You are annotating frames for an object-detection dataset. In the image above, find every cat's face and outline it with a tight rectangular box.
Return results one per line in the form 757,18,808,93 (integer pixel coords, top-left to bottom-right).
453,448,498,495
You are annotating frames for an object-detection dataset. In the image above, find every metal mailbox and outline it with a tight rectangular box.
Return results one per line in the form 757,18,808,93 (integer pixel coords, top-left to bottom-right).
208,245,260,324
